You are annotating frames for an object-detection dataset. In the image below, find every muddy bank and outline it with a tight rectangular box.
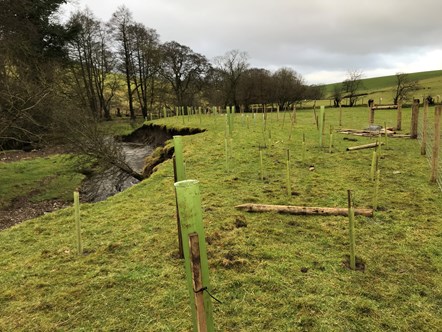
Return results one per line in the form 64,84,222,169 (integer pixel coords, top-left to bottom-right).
121,123,205,146
80,124,205,202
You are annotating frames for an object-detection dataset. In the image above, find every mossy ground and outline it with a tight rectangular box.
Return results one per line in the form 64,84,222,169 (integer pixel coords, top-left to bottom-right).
0,107,441,331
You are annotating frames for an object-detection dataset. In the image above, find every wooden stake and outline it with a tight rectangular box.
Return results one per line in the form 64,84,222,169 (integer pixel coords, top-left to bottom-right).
339,102,342,127
189,233,208,332
329,125,333,153
173,157,184,259
259,149,264,181
319,106,325,147
286,149,291,197
302,133,306,163
373,170,380,211
347,190,356,270
370,151,377,181
384,121,389,149
421,101,428,155
73,191,82,255
347,142,383,151
396,102,402,131
431,106,441,183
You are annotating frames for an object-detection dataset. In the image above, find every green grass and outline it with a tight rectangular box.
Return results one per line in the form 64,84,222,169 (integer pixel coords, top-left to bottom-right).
0,155,84,209
321,70,442,105
1,108,441,331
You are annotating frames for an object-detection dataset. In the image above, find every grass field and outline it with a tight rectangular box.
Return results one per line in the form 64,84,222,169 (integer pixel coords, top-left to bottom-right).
0,107,441,331
320,70,442,107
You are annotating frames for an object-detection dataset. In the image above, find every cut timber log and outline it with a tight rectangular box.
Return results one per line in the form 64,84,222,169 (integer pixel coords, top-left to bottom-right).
235,204,373,217
371,105,398,110
346,142,384,151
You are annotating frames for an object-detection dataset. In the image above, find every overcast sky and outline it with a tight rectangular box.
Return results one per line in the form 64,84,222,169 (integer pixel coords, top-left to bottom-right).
60,0,442,84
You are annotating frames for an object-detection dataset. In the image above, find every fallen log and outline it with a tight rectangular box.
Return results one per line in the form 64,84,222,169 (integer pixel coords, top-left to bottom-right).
346,142,384,151
371,105,398,110
235,203,373,217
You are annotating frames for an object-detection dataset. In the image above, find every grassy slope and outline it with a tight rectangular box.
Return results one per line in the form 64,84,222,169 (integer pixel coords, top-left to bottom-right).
1,109,441,331
322,70,442,105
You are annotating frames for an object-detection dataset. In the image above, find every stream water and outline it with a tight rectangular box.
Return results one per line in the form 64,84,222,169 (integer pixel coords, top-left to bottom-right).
80,142,153,202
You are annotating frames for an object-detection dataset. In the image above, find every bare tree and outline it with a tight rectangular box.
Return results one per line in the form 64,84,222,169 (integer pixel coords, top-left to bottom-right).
272,67,307,110
128,23,161,119
159,41,211,109
342,70,364,106
213,50,249,108
108,6,136,120
393,72,419,105
66,9,118,120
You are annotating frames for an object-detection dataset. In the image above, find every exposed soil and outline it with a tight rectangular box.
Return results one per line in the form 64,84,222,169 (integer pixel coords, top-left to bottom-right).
0,145,71,163
0,196,70,231
0,146,73,231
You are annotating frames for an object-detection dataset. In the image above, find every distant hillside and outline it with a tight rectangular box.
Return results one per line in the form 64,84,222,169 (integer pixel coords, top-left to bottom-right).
323,70,442,103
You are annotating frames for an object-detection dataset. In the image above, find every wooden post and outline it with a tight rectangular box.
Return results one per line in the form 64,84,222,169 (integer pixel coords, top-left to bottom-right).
384,121,389,149
174,180,214,332
373,170,380,211
339,102,342,127
73,191,82,255
286,149,291,197
329,125,333,153
301,133,306,163
410,101,419,139
421,101,428,155
347,190,356,270
430,106,441,183
189,233,207,332
370,151,377,181
224,138,229,172
396,102,402,131
259,149,264,181
369,108,374,125
319,106,325,147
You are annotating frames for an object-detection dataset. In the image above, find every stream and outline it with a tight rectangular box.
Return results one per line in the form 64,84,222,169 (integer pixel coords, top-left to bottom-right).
80,142,154,202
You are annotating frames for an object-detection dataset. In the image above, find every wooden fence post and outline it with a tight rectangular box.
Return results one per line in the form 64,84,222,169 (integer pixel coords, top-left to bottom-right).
421,101,429,155
174,180,215,332
411,101,420,139
369,106,375,125
430,106,441,183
